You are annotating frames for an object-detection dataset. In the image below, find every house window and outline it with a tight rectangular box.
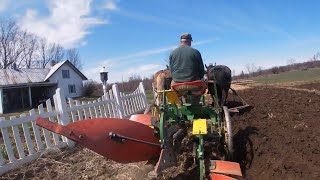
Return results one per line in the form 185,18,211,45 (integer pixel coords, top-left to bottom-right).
68,85,76,94
62,70,70,79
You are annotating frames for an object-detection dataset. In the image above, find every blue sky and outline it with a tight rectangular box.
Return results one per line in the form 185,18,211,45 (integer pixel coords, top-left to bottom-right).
1,0,320,83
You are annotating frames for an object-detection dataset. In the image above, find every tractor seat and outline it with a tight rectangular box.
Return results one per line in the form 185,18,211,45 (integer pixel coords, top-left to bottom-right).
171,80,207,97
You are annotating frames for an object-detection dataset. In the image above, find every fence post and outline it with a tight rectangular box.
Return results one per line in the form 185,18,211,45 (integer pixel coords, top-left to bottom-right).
139,82,148,108
53,88,75,147
112,84,125,118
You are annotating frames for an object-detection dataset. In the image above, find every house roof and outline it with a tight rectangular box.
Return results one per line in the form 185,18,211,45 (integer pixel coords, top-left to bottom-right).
0,68,51,87
0,60,87,88
44,60,87,81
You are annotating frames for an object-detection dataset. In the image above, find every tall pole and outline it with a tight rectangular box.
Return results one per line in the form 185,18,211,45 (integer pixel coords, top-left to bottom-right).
103,81,107,96
100,67,109,97
28,87,32,108
0,88,3,114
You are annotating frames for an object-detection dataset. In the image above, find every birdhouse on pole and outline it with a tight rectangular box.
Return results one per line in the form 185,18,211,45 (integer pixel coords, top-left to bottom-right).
100,67,108,95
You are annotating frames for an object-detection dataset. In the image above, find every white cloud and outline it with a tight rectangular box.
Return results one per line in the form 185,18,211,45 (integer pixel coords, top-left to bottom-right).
19,0,106,48
193,39,219,46
117,10,179,26
127,64,161,75
109,46,177,62
0,0,8,12
263,25,296,41
81,41,88,47
113,64,161,83
95,38,217,65
103,0,119,11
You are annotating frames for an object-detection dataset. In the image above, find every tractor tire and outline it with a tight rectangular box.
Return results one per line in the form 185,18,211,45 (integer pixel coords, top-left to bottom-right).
223,106,234,160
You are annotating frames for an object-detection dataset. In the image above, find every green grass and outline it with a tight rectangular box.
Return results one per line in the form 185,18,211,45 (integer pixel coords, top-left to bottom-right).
251,67,320,84
73,96,99,102
0,110,33,119
146,90,154,103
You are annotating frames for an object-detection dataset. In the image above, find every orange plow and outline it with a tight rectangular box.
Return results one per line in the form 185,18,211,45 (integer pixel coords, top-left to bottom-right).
36,114,242,179
209,160,242,178
36,117,161,163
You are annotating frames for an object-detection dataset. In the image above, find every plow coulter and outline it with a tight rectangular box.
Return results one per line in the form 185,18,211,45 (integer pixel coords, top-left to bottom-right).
36,81,243,180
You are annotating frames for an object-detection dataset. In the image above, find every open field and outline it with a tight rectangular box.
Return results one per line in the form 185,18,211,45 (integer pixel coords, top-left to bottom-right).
1,81,320,180
250,67,320,84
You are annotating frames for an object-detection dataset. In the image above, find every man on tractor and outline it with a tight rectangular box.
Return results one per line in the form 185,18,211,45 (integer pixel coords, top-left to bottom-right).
169,33,206,104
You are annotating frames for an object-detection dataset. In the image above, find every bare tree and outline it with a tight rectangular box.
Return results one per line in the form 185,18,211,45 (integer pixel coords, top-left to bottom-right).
257,66,263,75
0,19,25,69
310,53,320,62
118,74,142,92
66,48,82,70
245,63,252,75
128,74,142,81
246,63,257,76
38,39,64,68
315,53,320,61
287,58,296,65
240,70,245,79
53,44,64,64
39,39,51,68
20,32,38,68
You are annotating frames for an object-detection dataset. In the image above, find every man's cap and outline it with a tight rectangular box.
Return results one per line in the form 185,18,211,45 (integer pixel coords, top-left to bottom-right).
180,33,193,41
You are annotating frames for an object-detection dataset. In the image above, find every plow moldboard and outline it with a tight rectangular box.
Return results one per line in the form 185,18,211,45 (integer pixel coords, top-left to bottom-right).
129,114,157,126
36,117,161,163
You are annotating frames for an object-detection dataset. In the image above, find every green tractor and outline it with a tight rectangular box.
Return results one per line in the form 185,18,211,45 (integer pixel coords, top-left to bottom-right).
150,80,242,180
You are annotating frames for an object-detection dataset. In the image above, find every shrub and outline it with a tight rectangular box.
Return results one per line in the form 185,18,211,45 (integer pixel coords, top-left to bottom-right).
83,81,103,97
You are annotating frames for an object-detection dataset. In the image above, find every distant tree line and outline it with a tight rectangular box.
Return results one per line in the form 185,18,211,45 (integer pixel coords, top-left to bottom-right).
233,54,320,80
0,19,82,70
107,75,153,93
117,75,153,92
83,75,154,97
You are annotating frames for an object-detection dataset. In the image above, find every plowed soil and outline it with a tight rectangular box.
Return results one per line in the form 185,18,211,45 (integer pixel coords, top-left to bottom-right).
1,83,320,180
230,85,320,180
293,81,320,91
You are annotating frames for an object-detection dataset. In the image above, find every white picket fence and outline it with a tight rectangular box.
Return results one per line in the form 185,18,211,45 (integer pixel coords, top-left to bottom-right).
0,82,148,175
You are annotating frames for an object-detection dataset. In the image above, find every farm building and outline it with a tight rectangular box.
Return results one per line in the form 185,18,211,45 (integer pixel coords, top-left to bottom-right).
0,60,87,114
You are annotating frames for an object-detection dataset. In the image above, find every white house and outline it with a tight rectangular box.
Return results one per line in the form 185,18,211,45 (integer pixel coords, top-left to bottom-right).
0,60,87,114
44,60,88,98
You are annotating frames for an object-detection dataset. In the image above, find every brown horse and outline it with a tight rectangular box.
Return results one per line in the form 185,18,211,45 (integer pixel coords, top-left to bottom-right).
153,66,172,105
154,66,171,91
